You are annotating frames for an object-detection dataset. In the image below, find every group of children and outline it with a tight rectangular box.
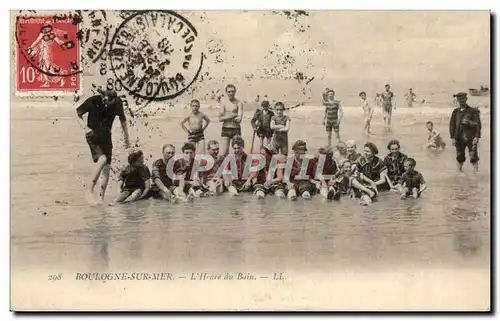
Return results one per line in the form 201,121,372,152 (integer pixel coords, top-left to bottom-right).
113,136,427,206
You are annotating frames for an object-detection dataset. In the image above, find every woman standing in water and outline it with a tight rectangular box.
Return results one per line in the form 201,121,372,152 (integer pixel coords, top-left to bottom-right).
356,142,389,192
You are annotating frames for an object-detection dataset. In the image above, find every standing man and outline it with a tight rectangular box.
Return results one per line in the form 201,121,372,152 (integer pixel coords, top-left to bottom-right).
218,84,244,156
359,91,374,137
76,89,130,203
449,92,482,173
381,84,396,131
404,88,416,108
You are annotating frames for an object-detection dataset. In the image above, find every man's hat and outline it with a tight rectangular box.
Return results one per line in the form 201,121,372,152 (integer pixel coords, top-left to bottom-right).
453,92,468,99
292,140,307,151
318,146,333,154
261,100,270,108
104,89,118,98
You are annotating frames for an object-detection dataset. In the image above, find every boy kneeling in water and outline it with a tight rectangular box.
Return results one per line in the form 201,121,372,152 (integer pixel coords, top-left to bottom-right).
399,158,427,199
222,135,256,196
115,150,151,203
177,142,209,199
425,121,446,150
333,160,378,206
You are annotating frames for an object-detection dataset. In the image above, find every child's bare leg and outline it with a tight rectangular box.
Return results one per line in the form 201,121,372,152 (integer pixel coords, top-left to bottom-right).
334,130,340,142
198,139,206,154
159,188,175,201
275,188,286,199
220,136,230,156
327,131,332,148
115,190,132,203
124,189,142,203
351,179,375,198
173,186,187,198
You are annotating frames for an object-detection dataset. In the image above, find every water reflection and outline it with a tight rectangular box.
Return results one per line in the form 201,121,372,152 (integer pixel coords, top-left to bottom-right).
118,204,147,261
88,212,110,271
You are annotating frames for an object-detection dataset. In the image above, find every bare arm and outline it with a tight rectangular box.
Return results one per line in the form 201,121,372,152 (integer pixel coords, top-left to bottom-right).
28,33,44,53
120,120,130,148
375,168,387,186
279,118,291,132
385,173,397,189
399,181,407,194
154,178,168,192
219,110,237,122
76,98,92,134
202,114,211,131
338,102,344,123
180,116,190,133
139,180,151,199
428,130,440,142
234,101,244,123
360,173,378,190
270,118,284,130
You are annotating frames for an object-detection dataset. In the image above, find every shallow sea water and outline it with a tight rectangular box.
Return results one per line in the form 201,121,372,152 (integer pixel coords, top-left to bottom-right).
10,105,491,310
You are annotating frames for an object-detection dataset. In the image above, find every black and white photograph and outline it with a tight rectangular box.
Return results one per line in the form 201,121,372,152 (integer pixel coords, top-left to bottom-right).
10,8,491,311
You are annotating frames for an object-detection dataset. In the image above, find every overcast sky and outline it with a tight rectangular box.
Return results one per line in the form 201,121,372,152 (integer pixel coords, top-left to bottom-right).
194,10,490,86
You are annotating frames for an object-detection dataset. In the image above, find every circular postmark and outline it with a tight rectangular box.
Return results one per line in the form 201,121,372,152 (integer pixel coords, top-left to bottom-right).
109,10,204,101
15,10,108,78
75,10,110,66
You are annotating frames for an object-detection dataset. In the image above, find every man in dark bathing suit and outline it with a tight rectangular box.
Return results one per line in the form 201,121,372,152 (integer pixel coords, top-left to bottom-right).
218,84,244,156
76,89,130,203
380,84,396,131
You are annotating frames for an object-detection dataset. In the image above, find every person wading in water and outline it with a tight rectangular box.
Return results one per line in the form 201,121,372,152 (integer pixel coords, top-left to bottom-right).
76,89,130,204
380,84,396,131
449,92,482,173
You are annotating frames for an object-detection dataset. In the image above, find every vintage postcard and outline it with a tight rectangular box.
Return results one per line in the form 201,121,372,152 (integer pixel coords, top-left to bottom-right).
10,10,491,311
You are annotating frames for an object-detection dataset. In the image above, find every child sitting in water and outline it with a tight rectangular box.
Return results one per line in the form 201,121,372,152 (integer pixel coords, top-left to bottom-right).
425,121,446,150
333,141,348,164
399,158,427,200
115,150,151,203
346,140,361,163
333,160,378,205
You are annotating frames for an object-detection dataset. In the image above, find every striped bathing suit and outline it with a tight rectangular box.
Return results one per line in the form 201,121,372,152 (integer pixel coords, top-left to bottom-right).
271,115,290,155
188,129,205,143
324,100,340,132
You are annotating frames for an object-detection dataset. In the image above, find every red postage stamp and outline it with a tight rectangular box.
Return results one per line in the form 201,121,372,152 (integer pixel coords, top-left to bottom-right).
15,15,81,94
